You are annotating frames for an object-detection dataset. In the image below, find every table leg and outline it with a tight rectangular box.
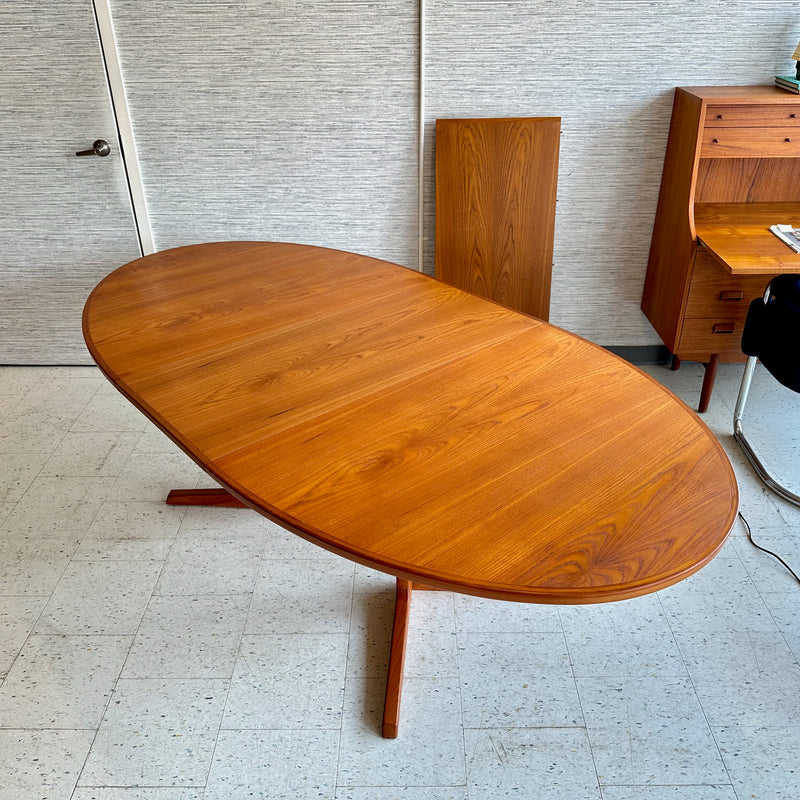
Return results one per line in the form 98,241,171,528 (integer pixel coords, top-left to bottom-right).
165,488,247,507
383,578,412,738
381,579,442,738
699,353,720,413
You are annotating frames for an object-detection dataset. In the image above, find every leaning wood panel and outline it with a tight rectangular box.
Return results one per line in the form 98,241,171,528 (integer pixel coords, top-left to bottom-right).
435,117,560,321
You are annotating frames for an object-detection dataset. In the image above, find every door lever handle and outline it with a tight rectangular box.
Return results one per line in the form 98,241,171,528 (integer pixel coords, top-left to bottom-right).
76,139,111,157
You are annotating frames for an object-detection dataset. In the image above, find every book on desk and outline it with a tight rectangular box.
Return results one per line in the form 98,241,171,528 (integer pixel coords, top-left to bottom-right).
775,75,800,94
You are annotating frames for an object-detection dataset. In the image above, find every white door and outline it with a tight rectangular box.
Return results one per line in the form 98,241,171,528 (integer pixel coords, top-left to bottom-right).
0,1,142,364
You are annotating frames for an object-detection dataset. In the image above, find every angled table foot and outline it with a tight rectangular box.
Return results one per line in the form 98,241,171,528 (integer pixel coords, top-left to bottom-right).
382,578,412,738
165,488,248,508
382,579,440,738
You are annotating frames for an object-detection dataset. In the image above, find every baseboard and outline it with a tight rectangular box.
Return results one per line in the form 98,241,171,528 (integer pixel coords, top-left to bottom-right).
603,345,671,365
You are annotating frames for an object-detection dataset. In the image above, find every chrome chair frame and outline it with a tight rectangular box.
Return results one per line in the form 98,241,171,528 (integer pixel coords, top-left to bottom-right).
733,282,800,508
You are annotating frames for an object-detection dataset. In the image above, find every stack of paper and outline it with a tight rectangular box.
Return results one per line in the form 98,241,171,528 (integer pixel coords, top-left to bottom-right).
770,224,800,253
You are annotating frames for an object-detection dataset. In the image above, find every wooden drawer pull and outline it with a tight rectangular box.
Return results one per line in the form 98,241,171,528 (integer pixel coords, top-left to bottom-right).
712,323,736,334
719,290,744,302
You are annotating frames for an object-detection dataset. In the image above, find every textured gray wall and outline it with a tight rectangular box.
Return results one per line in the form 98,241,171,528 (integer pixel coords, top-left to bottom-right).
111,0,419,268
110,0,800,345
0,1,141,364
424,0,800,343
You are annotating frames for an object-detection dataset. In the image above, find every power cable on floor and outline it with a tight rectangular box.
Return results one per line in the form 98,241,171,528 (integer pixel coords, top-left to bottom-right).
739,511,800,585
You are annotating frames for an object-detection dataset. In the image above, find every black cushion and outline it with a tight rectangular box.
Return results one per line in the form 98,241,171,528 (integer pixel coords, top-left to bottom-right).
742,275,800,393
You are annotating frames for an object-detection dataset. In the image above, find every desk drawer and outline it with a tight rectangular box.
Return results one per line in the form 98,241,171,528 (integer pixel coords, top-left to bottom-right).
700,127,800,157
685,249,771,318
678,317,746,354
705,104,800,127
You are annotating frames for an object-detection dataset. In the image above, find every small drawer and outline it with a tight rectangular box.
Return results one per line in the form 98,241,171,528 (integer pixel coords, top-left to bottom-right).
700,127,800,157
678,317,746,354
705,104,800,127
685,249,772,318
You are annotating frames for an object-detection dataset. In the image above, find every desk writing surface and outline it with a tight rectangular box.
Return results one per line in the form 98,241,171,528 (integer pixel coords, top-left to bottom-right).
83,241,738,605
695,202,800,275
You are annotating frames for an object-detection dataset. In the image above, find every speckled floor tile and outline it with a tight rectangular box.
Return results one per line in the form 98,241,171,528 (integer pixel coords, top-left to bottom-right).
454,593,562,634
35,560,161,635
154,544,261,597
346,585,395,679
731,525,800,593
110,450,206,503
337,789,468,800
464,727,601,799
0,634,130,728
0,596,48,679
223,633,347,729
657,553,775,633
0,452,48,503
0,728,94,800
714,725,800,800
0,534,78,596
338,677,465,787
2,475,115,534
459,632,582,728
560,593,686,678
675,629,800,727
22,374,103,415
0,366,44,397
41,431,141,478
0,409,76,454
405,590,458,678
577,676,727,786
599,786,737,799
246,559,355,634
0,502,15,528
79,679,228,787
72,789,203,800
759,590,800,661
0,354,798,798
74,500,185,561
204,728,340,800
123,595,249,680
71,388,151,433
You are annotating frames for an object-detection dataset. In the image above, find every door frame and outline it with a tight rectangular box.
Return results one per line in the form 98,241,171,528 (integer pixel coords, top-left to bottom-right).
92,0,154,255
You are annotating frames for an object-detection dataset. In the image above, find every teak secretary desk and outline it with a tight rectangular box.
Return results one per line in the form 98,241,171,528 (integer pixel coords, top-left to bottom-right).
642,85,800,411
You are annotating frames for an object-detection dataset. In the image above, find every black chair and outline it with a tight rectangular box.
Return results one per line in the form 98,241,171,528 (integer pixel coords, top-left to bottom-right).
734,274,800,507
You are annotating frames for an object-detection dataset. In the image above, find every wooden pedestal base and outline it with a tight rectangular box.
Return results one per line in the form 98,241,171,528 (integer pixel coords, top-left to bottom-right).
165,486,429,739
166,488,247,508
381,579,440,738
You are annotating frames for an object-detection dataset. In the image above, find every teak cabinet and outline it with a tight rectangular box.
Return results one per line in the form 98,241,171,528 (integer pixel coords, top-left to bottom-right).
642,86,800,410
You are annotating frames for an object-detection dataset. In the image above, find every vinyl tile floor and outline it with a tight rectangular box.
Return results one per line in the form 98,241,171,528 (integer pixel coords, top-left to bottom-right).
0,362,799,800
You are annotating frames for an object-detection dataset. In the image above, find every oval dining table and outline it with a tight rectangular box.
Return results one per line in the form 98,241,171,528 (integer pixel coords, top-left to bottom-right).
83,241,739,738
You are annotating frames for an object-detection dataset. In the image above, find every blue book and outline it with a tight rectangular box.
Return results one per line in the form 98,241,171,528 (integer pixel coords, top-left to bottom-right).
775,75,800,93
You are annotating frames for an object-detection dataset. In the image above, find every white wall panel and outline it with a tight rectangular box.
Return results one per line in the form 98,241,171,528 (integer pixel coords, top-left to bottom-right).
110,1,419,268
0,1,141,364
106,1,800,346
425,0,800,343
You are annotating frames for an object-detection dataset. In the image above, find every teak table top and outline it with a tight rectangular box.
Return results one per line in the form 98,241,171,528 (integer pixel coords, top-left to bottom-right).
83,241,738,606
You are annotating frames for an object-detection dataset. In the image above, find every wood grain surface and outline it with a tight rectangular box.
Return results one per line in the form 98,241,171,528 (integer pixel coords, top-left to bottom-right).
84,241,738,604
695,202,800,274
435,117,560,321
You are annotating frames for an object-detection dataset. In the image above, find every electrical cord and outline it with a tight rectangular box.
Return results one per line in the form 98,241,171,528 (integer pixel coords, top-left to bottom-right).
739,511,800,585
